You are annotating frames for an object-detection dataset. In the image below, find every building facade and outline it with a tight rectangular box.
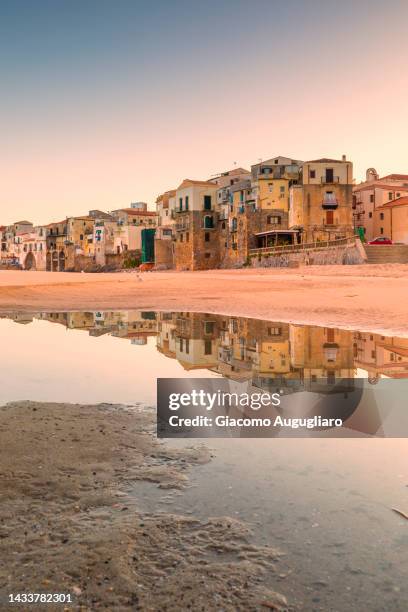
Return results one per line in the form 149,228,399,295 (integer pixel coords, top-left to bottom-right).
290,157,354,243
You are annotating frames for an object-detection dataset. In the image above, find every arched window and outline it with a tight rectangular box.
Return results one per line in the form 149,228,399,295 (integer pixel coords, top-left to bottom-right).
204,215,214,229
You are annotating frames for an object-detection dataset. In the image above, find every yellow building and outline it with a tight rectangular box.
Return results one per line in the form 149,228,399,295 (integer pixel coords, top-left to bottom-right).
290,157,354,243
251,156,302,219
290,325,354,383
373,196,408,243
68,215,95,257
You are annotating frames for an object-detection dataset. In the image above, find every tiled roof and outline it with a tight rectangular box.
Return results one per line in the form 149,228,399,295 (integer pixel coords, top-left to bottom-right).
304,158,348,164
177,179,217,190
353,183,408,193
380,174,408,181
377,196,408,209
114,208,156,216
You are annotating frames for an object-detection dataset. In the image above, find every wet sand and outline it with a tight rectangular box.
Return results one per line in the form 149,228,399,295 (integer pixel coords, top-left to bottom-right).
1,266,408,336
0,401,289,611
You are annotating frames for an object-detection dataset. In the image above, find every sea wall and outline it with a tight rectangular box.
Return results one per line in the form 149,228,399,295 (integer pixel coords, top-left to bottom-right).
250,241,365,268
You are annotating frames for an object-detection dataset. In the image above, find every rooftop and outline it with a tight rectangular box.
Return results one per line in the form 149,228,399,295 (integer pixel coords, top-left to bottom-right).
377,196,408,209
177,179,217,190
354,182,408,193
113,208,157,216
381,174,408,181
304,158,349,164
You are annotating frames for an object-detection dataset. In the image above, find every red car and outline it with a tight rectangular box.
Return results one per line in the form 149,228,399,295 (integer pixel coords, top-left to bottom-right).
368,236,393,245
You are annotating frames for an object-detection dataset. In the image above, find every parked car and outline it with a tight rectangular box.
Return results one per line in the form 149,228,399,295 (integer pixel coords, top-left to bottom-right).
368,236,393,245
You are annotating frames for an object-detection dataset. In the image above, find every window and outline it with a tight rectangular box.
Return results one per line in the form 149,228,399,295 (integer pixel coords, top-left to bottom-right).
267,215,280,225
204,321,215,334
204,215,214,229
186,232,189,242
185,195,189,210
80,234,83,240
380,227,384,234
204,195,212,210
179,338,184,351
268,327,281,336
268,183,273,192
369,194,374,203
221,221,226,229
280,185,285,193
205,252,211,258
380,213,384,220
179,197,183,211
204,340,212,355
240,191,244,202
205,232,210,242
180,233,184,242
185,339,190,354
388,192,393,200
397,193,401,198
310,170,316,179
368,212,372,218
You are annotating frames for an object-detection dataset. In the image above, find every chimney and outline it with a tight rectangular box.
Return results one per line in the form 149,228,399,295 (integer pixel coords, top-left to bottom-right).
342,154,346,161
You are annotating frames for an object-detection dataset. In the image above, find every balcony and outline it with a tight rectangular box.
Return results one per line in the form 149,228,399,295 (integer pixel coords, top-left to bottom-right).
322,194,339,210
175,222,190,231
321,176,340,184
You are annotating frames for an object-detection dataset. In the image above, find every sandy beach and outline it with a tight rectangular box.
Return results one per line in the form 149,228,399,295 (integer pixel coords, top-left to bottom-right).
0,266,408,335
0,401,289,611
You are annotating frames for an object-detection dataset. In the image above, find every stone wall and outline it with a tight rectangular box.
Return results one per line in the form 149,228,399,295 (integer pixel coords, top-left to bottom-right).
250,241,365,268
155,238,174,269
71,249,141,272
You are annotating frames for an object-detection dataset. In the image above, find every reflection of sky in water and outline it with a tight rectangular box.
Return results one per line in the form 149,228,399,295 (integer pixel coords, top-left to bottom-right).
0,317,217,405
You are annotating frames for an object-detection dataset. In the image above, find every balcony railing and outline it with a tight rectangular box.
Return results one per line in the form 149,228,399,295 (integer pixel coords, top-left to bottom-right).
322,195,338,210
175,222,190,231
249,235,355,257
321,176,340,184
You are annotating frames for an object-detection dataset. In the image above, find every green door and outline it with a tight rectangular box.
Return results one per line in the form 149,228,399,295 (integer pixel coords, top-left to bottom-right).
141,228,155,263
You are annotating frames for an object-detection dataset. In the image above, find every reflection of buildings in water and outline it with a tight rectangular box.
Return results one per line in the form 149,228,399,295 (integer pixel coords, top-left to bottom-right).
354,332,408,381
156,313,357,391
34,311,158,342
4,310,408,383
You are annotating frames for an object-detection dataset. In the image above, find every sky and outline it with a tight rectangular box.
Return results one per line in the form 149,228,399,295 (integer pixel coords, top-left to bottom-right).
1,0,408,225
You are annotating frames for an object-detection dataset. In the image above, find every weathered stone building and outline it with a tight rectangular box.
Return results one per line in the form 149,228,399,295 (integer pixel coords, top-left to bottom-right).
289,157,354,243
173,179,219,271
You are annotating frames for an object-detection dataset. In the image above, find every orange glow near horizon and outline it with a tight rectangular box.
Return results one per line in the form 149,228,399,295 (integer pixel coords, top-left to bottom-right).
1,0,408,225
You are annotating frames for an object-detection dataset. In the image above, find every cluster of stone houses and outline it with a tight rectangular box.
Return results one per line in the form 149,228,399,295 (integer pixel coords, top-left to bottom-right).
155,155,355,270
0,203,157,271
2,154,407,272
353,169,408,243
